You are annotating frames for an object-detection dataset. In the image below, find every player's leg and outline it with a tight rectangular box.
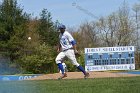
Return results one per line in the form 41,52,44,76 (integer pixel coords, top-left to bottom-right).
55,52,67,79
65,50,89,78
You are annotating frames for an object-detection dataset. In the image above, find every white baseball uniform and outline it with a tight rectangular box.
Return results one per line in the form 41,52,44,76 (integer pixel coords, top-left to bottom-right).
55,31,80,67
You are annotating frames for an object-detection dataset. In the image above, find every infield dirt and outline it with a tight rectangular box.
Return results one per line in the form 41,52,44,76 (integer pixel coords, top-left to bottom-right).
29,71,140,80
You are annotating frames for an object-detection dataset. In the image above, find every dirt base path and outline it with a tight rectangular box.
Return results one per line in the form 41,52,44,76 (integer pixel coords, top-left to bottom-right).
29,71,140,80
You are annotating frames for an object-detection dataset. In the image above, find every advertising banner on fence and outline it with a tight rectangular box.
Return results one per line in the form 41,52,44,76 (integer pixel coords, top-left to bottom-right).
0,74,41,81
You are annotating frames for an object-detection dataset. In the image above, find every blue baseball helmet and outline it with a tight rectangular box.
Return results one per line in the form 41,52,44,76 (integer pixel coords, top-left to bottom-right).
58,24,66,29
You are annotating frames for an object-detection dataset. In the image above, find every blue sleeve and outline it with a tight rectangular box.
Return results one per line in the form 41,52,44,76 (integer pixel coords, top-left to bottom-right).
71,40,76,46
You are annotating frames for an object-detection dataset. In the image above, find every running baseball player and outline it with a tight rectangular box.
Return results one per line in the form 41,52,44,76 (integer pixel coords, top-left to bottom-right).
55,24,89,79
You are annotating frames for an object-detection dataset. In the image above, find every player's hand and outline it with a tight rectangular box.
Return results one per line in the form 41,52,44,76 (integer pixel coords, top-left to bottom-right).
74,50,81,57
74,49,78,54
57,49,60,53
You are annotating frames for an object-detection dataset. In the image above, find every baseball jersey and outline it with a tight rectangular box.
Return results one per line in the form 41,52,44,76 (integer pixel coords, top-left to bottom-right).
59,31,75,51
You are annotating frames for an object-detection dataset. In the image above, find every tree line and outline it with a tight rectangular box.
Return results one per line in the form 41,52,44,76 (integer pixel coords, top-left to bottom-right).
0,0,140,74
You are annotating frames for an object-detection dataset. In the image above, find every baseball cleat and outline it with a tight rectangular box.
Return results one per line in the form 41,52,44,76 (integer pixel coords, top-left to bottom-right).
58,73,67,80
84,72,90,79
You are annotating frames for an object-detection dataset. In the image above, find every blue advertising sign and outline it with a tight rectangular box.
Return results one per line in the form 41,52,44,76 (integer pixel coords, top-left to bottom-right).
0,74,41,81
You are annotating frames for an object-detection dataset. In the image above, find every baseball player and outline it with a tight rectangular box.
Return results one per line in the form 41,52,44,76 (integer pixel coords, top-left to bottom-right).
55,24,90,79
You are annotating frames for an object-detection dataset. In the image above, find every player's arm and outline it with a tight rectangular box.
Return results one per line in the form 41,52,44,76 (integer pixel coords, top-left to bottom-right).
71,40,78,53
71,41,81,57
66,32,78,53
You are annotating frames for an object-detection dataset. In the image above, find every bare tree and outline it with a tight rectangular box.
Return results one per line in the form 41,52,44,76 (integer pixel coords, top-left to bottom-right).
96,2,136,47
77,21,99,49
132,3,140,68
132,3,140,48
96,16,117,47
116,2,135,46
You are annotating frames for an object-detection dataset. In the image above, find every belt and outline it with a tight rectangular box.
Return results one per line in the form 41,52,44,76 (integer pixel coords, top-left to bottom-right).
63,48,73,51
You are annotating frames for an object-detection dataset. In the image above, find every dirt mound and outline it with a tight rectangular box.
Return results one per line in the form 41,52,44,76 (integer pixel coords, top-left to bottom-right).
28,71,140,80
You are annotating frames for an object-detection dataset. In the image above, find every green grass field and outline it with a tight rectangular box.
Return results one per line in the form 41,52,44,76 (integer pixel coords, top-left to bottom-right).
0,77,140,93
